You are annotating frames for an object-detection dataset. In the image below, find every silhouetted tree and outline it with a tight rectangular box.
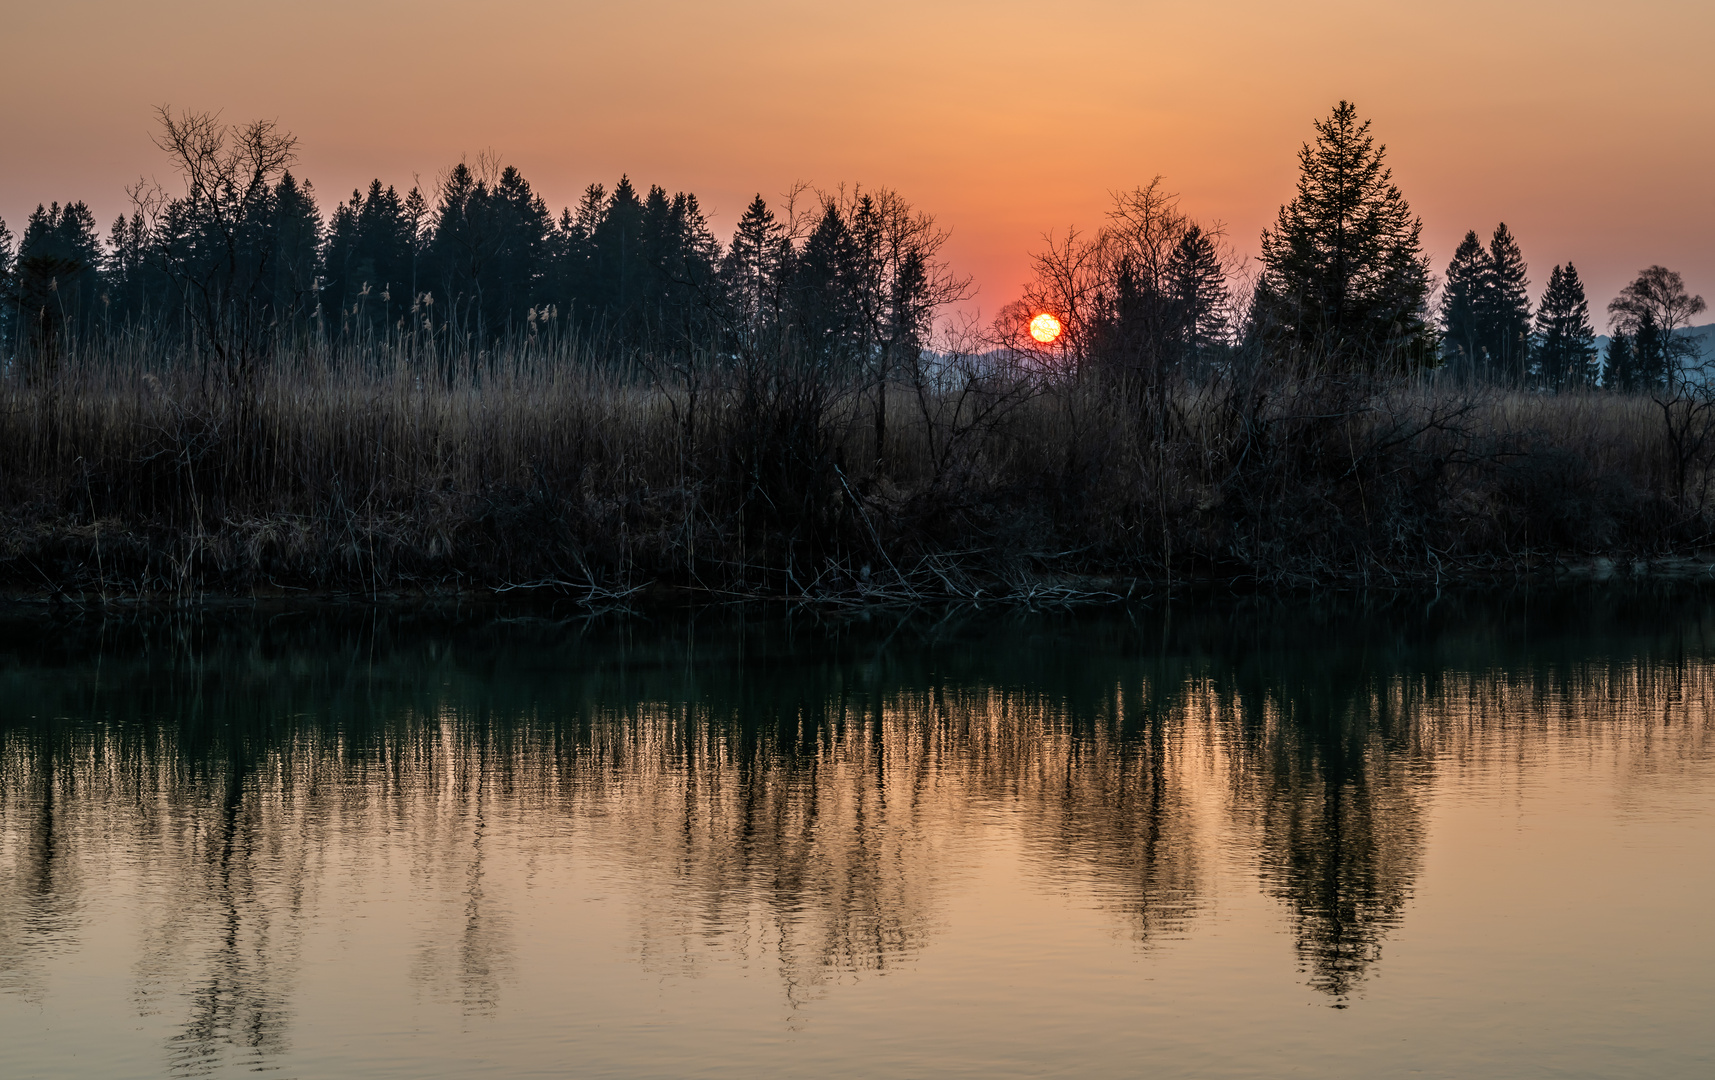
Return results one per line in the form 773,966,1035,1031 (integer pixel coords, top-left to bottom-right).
1531,263,1596,390
0,215,16,354
322,180,417,332
12,201,104,379
103,211,155,328
1439,230,1485,376
1166,223,1229,357
1603,330,1637,392
1251,101,1434,370
721,194,789,346
268,173,321,325
1477,223,1530,382
134,107,302,382
1607,266,1707,391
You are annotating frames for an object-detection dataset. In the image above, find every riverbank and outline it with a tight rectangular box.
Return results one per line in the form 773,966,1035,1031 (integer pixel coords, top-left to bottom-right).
3,343,1710,603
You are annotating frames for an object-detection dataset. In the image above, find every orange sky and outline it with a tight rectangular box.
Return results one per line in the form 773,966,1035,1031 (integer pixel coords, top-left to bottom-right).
4,0,1712,323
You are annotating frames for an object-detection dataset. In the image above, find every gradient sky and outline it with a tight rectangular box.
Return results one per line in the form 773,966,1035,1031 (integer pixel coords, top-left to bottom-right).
4,0,1711,323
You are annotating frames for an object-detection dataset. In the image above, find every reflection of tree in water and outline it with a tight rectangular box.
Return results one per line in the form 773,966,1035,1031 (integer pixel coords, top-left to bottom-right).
0,736,80,1004
3,593,1715,1043
1226,682,1425,1003
905,685,1206,944
156,753,299,1076
549,699,950,1008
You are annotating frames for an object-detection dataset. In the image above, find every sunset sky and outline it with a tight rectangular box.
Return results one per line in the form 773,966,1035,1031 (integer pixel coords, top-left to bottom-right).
4,0,1711,323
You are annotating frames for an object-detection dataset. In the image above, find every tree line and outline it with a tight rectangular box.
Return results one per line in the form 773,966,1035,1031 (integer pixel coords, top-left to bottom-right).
0,102,1705,392
0,109,967,389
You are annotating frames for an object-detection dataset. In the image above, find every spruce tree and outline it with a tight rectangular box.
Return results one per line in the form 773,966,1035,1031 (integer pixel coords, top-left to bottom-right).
324,180,416,331
0,215,13,354
1604,331,1635,392
792,202,859,365
1633,314,1668,393
1252,101,1433,369
1439,230,1485,376
1478,222,1531,382
1531,262,1596,389
271,173,321,322
15,201,104,360
1166,224,1228,355
722,194,787,339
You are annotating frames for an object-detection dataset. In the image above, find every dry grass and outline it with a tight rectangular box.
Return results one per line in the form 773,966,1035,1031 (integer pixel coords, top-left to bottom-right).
0,336,1705,601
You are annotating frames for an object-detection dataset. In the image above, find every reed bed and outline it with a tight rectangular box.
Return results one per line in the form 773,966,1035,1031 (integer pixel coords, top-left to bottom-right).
0,335,1705,602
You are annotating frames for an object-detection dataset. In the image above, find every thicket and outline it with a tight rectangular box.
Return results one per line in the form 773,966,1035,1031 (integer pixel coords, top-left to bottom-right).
0,102,1711,602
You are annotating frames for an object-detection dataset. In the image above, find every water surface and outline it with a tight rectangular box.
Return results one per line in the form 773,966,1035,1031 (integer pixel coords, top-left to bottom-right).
2,595,1713,1078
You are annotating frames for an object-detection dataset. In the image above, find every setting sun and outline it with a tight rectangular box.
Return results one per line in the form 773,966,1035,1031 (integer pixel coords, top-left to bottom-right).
1029,312,1063,344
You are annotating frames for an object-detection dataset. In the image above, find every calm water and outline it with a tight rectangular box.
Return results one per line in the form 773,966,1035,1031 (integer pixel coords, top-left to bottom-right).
1,595,1713,1079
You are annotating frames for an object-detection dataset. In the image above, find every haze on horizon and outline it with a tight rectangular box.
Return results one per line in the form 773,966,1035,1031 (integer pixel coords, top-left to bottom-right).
3,0,1711,320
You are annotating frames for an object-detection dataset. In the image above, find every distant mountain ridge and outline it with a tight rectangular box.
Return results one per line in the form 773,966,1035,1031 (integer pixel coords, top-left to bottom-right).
1593,320,1715,359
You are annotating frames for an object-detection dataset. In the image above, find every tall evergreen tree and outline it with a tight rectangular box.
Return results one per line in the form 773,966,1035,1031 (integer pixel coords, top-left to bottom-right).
792,202,859,366
1439,230,1485,375
1252,101,1434,369
590,176,646,322
1477,222,1531,381
1632,314,1669,393
1531,262,1596,389
0,215,14,353
270,172,322,323
1604,331,1637,392
486,165,554,325
13,201,104,368
325,180,420,331
103,211,154,326
721,194,788,342
1166,223,1228,354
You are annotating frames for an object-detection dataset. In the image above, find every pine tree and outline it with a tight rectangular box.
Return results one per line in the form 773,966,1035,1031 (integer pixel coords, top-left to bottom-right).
1478,223,1531,382
1633,314,1668,393
1531,262,1596,390
1166,224,1228,355
792,202,859,366
592,176,646,318
0,215,14,354
1604,331,1636,392
722,194,787,340
324,180,416,332
1439,230,1485,376
271,173,321,322
15,201,104,366
1252,101,1434,369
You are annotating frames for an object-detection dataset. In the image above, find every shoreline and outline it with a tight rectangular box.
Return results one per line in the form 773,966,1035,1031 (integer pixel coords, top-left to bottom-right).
7,553,1715,610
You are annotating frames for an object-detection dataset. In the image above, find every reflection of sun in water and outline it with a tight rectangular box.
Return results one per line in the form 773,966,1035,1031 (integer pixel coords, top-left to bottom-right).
1029,312,1063,344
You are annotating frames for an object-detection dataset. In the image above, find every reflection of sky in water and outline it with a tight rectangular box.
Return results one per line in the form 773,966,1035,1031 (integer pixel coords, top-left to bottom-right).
1,597,1714,1078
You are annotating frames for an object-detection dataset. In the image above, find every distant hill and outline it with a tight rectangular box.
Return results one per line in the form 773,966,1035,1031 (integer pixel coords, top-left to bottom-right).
1593,321,1714,382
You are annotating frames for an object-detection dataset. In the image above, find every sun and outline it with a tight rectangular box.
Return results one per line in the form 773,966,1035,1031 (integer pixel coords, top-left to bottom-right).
1028,312,1063,344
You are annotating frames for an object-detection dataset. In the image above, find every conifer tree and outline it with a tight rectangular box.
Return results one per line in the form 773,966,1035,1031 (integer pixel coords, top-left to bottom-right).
0,215,14,353
15,201,104,366
1166,223,1228,354
722,194,788,340
325,180,416,331
1439,229,1485,376
1531,262,1596,389
792,202,859,366
592,176,646,319
1478,222,1531,382
1252,101,1433,369
270,172,322,322
1632,314,1668,393
1604,331,1636,392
